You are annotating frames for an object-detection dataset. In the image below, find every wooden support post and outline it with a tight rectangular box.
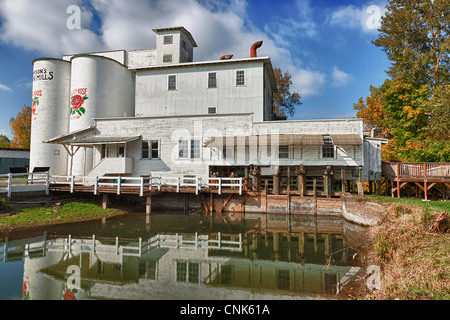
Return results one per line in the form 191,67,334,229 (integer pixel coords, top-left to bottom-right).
391,179,395,198
273,174,279,195
210,192,214,213
341,168,346,193
265,184,268,216
357,182,364,196
424,163,428,201
146,194,152,216
287,166,291,194
313,179,317,218
102,193,109,210
377,180,381,196
396,162,400,198
287,193,291,216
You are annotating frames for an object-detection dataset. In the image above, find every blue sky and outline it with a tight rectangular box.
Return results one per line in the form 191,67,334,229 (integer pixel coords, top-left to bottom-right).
0,0,390,140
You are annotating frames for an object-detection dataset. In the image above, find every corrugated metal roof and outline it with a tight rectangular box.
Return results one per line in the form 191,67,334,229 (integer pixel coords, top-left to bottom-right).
205,134,325,147
67,136,141,146
205,134,363,147
45,133,140,146
331,134,362,145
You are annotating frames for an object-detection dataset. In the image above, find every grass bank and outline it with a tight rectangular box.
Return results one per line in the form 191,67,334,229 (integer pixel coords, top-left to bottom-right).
0,197,127,233
363,195,449,300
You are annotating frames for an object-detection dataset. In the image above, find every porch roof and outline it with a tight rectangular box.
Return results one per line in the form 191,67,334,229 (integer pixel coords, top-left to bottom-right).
204,134,362,147
44,131,141,146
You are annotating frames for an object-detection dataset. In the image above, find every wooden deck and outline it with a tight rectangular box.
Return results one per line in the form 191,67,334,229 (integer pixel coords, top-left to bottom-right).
382,161,450,200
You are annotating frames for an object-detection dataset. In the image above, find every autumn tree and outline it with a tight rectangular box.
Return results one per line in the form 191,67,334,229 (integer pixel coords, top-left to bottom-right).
353,85,387,138
273,68,302,118
0,135,10,148
9,105,31,149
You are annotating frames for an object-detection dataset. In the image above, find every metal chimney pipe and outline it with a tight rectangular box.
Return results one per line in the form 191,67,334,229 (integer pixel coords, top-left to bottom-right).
250,41,263,57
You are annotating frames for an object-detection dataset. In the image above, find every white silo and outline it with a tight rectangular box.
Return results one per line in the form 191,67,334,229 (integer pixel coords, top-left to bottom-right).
29,58,71,176
69,55,135,175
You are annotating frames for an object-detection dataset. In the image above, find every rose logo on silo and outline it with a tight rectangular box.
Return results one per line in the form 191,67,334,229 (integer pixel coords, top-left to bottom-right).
31,90,42,117
70,89,88,118
32,96,39,115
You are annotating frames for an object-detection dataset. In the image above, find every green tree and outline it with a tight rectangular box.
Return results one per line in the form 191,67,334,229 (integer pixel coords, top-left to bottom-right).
9,105,31,149
373,0,450,87
273,68,302,118
0,134,10,148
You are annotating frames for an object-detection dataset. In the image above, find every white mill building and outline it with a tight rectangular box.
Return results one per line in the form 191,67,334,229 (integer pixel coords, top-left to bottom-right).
30,26,383,196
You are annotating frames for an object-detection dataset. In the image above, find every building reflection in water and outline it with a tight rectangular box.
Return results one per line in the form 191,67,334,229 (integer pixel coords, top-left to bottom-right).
1,213,365,300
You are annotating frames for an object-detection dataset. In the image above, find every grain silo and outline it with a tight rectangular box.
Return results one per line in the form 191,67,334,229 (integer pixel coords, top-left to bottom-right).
29,58,71,176
69,55,135,175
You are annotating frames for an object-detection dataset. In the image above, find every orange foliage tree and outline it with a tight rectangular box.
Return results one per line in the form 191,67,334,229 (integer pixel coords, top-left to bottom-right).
9,105,31,149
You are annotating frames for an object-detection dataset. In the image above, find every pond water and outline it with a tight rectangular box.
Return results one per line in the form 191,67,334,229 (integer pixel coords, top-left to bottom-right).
0,212,367,300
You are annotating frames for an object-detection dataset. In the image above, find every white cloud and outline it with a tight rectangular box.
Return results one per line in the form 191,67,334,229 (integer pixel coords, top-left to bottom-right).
328,1,387,33
291,68,327,97
0,83,12,91
0,0,102,56
0,0,327,98
331,66,352,87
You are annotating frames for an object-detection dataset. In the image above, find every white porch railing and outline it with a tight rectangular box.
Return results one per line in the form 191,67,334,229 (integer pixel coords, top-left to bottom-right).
1,172,244,197
1,232,243,262
0,172,50,198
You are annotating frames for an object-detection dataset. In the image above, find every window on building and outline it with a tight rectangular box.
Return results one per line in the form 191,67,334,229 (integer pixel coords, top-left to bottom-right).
164,35,173,44
168,75,177,90
176,261,199,283
279,146,289,159
179,140,189,159
142,140,159,159
322,135,334,158
221,265,233,285
118,146,125,157
142,141,149,159
236,70,245,86
208,107,217,114
151,141,159,159
179,139,201,159
188,262,199,283
163,54,172,63
176,261,187,282
101,144,107,159
277,269,290,290
191,140,200,159
208,72,217,88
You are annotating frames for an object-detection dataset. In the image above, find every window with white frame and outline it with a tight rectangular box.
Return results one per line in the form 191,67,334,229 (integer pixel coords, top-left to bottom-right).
178,139,201,159
236,70,245,86
322,135,334,158
208,72,217,88
142,140,159,159
176,261,199,283
279,146,290,159
168,75,177,90
191,140,200,159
